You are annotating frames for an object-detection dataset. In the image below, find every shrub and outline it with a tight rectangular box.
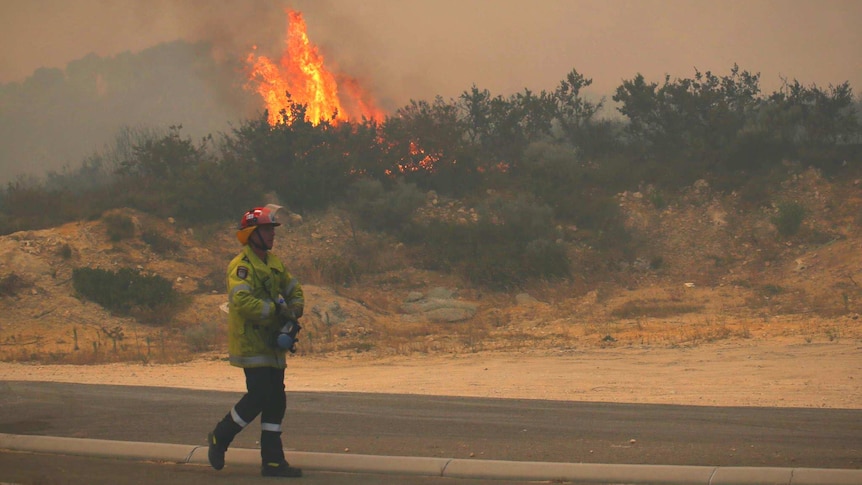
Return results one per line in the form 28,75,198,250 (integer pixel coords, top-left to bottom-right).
310,254,363,286
648,191,667,209
462,238,524,287
771,201,805,237
72,267,180,323
0,272,28,297
523,239,571,279
103,213,136,241
346,178,426,232
197,268,225,294
57,243,73,259
610,300,704,319
0,179,84,234
402,195,570,288
142,229,181,255
184,322,221,352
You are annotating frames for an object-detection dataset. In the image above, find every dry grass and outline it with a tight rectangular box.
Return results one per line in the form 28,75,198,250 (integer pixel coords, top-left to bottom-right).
610,299,705,319
5,179,862,365
3,308,860,364
0,324,203,364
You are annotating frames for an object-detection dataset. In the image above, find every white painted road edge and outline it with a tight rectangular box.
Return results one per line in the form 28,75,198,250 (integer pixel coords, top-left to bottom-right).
0,433,860,485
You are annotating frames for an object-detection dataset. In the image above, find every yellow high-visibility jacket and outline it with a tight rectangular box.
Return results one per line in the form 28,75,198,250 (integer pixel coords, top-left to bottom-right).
226,244,304,368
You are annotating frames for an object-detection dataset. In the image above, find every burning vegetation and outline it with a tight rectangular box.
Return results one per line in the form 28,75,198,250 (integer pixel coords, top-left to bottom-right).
0,7,858,294
244,10,385,126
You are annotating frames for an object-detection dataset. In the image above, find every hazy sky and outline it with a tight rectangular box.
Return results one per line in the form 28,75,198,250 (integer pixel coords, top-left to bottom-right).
1,0,860,109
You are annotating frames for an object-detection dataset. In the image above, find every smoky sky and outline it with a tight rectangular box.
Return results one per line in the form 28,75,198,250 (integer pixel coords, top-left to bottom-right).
2,0,860,105
0,0,860,183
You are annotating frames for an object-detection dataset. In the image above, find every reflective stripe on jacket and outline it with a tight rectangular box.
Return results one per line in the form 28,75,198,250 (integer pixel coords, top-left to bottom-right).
227,245,304,368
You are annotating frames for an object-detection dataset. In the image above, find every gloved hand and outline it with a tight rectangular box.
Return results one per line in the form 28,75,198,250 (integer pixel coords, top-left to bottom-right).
276,299,295,319
291,306,303,319
276,296,303,319
277,318,302,352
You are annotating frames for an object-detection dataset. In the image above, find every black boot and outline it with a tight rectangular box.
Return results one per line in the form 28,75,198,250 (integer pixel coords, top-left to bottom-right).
260,430,301,477
261,461,303,477
207,432,226,470
208,414,243,470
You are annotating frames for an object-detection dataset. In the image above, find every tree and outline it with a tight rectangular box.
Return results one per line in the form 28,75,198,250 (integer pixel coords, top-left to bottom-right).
613,65,770,185
768,80,858,146
383,97,478,195
554,70,602,133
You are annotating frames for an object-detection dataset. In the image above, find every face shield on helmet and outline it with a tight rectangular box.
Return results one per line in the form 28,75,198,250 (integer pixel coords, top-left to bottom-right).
237,205,283,245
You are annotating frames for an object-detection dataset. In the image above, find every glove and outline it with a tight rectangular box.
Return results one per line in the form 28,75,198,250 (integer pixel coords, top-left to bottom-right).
276,297,303,320
291,306,303,319
276,298,294,319
277,318,302,352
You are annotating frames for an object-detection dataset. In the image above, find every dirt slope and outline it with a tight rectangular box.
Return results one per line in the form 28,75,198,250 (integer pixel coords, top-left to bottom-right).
1,167,861,365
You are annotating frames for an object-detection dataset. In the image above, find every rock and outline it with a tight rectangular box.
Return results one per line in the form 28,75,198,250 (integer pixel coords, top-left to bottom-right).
288,213,303,226
401,290,478,322
402,298,476,314
631,258,651,272
1,244,52,276
707,203,727,226
515,293,538,305
750,220,778,243
427,287,455,299
417,306,477,322
320,301,347,325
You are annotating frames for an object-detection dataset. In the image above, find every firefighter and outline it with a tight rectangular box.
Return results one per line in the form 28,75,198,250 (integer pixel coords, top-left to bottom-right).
207,205,304,478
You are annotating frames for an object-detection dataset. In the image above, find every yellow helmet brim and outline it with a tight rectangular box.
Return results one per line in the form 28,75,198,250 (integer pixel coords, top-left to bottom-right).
237,226,257,245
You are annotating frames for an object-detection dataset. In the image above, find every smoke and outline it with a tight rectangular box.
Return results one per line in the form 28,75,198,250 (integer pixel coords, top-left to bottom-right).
127,0,394,100
149,0,288,60
0,0,417,183
1,0,859,183
0,1,290,183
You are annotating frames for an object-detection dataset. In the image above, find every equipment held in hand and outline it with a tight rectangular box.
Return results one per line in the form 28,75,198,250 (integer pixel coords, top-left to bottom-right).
274,296,302,352
276,316,301,352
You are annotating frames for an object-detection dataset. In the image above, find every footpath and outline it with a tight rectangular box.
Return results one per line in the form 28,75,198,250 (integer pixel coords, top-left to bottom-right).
1,433,861,484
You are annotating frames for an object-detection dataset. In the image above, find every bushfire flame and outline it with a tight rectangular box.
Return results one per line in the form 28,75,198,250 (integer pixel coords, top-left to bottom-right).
245,10,385,126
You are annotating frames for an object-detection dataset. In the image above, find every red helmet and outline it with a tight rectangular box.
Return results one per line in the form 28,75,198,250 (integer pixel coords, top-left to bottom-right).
237,205,282,244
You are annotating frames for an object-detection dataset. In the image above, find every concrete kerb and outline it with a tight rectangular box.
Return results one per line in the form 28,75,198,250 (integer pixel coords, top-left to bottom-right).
2,433,862,485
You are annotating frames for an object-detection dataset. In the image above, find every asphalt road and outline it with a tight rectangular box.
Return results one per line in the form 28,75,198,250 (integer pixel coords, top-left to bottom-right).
0,380,860,484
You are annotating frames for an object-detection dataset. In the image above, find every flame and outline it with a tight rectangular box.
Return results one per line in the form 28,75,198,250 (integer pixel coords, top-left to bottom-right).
381,140,443,175
245,10,385,126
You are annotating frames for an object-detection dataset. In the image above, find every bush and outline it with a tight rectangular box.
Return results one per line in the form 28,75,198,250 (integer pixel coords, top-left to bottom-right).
771,201,805,237
142,229,181,255
103,213,136,241
402,195,570,288
72,267,180,324
197,268,225,294
0,272,29,297
184,322,221,352
57,243,73,259
524,239,570,279
310,254,363,286
346,178,426,232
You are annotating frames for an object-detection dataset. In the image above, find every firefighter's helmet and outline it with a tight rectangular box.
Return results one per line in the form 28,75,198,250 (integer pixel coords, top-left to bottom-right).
237,205,282,245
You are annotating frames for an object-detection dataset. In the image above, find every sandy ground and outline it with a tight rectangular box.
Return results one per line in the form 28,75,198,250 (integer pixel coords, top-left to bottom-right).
1,337,860,409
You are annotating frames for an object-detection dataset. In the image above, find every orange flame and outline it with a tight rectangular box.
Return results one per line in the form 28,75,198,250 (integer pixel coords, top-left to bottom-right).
245,10,385,126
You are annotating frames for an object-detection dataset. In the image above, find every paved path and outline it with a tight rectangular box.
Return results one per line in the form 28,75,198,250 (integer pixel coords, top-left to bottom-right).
1,381,861,484
2,434,861,484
